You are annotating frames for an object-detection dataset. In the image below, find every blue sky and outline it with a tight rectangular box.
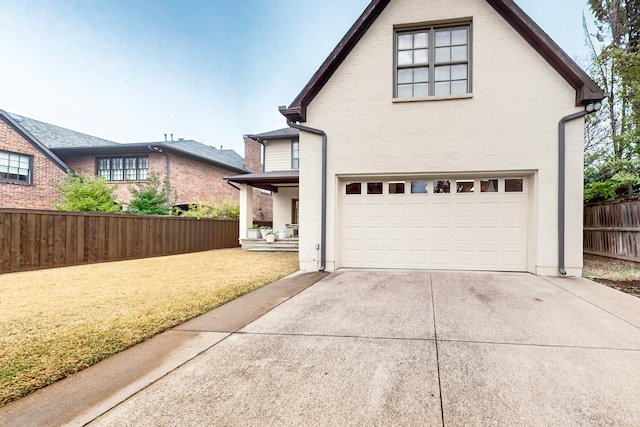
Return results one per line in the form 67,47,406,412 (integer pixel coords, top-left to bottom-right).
0,0,596,155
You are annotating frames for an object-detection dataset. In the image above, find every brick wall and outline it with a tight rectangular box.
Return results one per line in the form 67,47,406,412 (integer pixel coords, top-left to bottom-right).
244,137,273,221
168,154,240,204
66,152,242,208
65,153,167,205
0,117,68,209
1,118,272,217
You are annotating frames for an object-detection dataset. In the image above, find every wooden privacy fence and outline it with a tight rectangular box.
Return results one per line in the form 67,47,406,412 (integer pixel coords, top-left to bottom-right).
584,198,640,263
0,209,239,274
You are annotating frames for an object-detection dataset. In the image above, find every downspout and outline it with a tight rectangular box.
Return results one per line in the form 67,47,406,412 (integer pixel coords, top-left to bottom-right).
149,146,171,208
558,102,601,276
286,119,327,272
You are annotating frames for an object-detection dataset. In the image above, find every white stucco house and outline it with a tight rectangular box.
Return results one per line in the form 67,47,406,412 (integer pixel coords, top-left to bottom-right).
236,0,605,276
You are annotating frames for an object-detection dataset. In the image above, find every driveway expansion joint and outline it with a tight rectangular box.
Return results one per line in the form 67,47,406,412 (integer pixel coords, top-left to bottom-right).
429,273,446,427
438,338,640,352
232,331,435,342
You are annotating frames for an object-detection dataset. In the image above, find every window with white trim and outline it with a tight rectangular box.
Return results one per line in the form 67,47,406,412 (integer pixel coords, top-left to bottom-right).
291,140,299,169
97,156,148,181
0,150,32,184
396,24,470,98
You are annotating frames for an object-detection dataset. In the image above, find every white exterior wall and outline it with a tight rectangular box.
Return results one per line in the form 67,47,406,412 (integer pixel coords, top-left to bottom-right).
297,0,585,276
272,187,298,233
265,139,293,172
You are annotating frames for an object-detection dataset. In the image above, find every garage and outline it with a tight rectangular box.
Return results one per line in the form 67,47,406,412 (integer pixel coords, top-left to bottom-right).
340,176,529,271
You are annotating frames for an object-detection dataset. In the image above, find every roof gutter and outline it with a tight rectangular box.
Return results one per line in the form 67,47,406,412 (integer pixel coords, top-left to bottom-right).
558,102,602,276
284,118,327,272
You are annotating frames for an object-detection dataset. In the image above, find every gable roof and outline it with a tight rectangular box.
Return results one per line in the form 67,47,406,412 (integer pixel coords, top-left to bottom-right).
53,140,250,174
8,113,119,148
280,0,605,122
3,111,249,174
0,110,71,174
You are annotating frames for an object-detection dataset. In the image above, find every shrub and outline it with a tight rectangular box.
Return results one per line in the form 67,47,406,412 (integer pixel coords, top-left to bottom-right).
54,173,121,212
177,199,240,219
127,172,173,215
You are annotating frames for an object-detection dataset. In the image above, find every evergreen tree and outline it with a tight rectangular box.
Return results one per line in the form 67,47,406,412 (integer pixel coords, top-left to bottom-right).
127,172,172,215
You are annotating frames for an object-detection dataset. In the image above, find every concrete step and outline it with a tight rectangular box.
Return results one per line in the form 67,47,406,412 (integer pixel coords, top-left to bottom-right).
240,238,299,252
247,240,299,252
247,247,299,252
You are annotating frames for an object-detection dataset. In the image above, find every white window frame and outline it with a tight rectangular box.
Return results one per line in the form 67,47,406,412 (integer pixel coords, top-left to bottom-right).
291,140,299,169
0,150,32,184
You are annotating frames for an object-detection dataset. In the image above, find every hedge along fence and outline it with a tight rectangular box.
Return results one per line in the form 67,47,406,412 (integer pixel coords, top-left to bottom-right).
584,198,640,264
0,209,239,274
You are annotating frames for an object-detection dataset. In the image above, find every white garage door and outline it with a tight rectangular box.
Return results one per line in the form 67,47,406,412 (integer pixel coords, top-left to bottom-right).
341,177,528,271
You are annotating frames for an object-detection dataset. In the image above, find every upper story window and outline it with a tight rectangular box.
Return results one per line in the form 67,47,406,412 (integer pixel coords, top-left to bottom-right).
0,150,32,184
395,24,470,98
97,156,148,181
291,140,299,169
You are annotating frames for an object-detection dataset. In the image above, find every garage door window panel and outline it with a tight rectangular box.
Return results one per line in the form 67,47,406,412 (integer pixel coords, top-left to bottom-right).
434,180,451,193
346,182,362,195
456,180,474,193
367,182,383,194
388,182,405,194
411,180,428,194
505,178,524,192
481,179,498,193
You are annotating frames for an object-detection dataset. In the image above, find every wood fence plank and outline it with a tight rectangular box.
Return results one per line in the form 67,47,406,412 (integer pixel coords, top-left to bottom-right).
53,215,66,266
25,213,40,269
0,209,239,273
0,213,10,273
97,216,106,261
65,215,76,266
76,215,85,263
9,213,22,271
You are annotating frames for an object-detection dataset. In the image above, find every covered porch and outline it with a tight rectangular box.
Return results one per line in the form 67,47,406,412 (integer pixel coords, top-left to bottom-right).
226,170,299,251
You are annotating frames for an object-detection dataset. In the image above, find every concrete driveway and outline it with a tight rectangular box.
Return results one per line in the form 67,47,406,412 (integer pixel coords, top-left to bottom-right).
3,270,640,426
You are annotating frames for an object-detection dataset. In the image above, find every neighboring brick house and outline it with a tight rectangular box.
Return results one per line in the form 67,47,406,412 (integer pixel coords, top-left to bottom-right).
0,110,271,216
0,111,72,209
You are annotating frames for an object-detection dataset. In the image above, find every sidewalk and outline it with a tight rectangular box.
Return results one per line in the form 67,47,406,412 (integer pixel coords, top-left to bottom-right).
0,271,327,427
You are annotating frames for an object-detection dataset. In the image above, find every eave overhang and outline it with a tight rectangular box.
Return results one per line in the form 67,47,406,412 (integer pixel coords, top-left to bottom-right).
280,0,605,123
226,170,299,193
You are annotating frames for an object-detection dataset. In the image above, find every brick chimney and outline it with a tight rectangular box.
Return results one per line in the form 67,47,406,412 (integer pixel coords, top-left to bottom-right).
243,136,262,173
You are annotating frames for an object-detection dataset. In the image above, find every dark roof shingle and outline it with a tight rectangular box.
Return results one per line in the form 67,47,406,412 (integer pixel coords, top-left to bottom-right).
8,113,119,148
246,128,299,140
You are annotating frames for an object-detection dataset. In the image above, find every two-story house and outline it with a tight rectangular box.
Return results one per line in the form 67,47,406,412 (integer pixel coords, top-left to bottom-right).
275,0,604,276
228,128,299,244
0,110,268,214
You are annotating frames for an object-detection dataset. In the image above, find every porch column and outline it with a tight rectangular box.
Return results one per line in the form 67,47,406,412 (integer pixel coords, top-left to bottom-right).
239,184,253,239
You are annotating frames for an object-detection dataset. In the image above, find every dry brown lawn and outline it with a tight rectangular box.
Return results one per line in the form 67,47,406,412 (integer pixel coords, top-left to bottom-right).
0,248,298,406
